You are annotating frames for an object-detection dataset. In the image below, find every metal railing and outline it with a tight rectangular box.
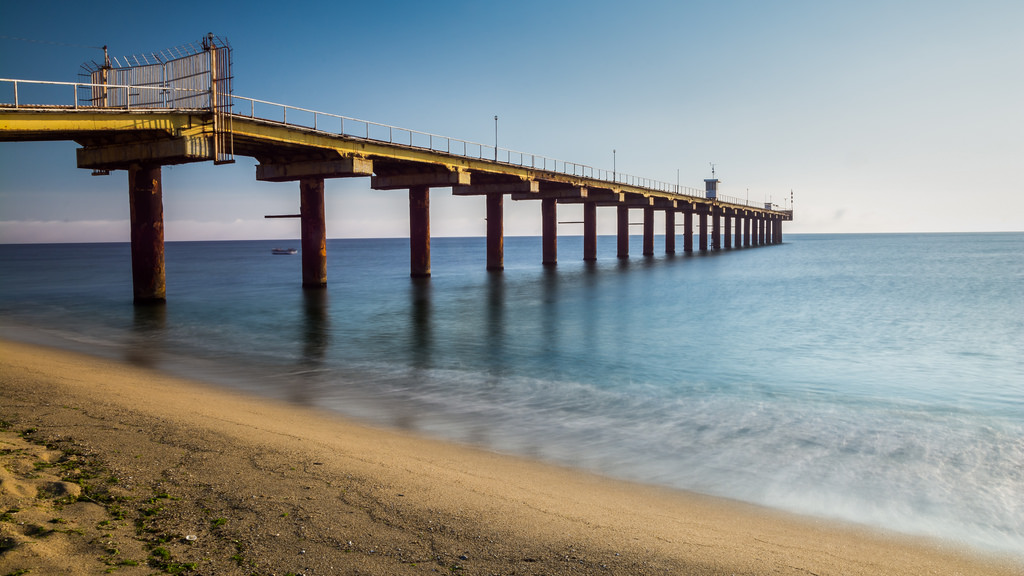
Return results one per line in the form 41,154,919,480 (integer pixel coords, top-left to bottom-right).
0,78,212,110
0,77,777,210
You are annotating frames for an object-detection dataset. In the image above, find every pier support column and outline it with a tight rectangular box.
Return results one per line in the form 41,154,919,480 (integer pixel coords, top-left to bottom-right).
409,185,431,277
128,163,166,304
683,206,693,253
723,209,732,249
299,177,328,288
698,208,708,251
486,193,503,271
642,206,655,256
665,209,676,254
711,206,721,250
617,205,629,258
583,202,597,261
776,218,784,244
542,197,557,266
745,216,752,247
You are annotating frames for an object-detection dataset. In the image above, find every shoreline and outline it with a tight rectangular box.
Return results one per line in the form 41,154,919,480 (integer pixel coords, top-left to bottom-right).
1,338,1020,575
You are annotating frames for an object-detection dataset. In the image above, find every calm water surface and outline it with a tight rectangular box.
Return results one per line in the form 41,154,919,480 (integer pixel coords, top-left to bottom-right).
1,233,1022,555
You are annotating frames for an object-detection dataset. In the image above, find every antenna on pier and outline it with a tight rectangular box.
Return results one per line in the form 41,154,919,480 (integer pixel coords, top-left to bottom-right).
709,162,716,178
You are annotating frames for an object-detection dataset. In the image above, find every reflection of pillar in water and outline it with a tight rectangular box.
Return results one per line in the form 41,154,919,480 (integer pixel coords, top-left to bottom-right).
410,277,432,369
289,289,331,406
485,272,506,372
302,289,330,365
127,302,167,368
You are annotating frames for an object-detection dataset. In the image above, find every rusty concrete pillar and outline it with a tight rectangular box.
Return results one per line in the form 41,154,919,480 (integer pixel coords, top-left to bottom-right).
583,202,597,261
486,193,503,271
617,204,629,258
711,206,721,250
683,206,693,253
698,207,708,251
128,163,166,304
409,185,430,277
665,209,675,254
776,217,783,244
642,206,655,256
542,197,557,266
723,209,732,249
299,177,327,288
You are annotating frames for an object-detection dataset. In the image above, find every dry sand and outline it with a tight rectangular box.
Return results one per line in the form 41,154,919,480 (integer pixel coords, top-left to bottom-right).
1,338,1020,575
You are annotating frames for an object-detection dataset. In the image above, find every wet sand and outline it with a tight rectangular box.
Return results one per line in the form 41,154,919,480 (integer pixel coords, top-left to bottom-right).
1,338,1019,575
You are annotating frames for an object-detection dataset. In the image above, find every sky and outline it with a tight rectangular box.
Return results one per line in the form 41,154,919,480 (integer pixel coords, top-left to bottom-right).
1,0,1022,243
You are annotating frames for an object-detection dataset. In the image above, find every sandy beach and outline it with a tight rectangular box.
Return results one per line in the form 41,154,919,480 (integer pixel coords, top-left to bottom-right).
0,338,1019,575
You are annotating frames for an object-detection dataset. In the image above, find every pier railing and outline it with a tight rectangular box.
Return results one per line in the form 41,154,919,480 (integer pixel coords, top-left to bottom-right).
1,77,773,209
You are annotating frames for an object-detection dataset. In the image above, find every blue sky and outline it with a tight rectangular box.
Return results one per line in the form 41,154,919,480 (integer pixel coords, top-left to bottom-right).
1,0,1022,242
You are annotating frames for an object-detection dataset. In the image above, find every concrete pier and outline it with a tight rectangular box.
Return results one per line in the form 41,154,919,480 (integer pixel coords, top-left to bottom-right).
683,204,694,253
712,206,721,250
486,193,503,271
128,163,166,304
583,202,597,261
723,209,732,249
409,186,430,277
698,207,708,252
665,209,676,254
643,206,655,256
617,205,629,258
542,197,557,266
299,177,327,288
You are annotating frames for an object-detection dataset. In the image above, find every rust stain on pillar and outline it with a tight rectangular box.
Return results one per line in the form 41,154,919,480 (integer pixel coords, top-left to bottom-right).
617,204,629,259
642,206,655,256
300,177,327,288
486,193,504,271
409,185,431,277
665,209,675,254
541,197,557,266
128,163,166,304
583,202,597,261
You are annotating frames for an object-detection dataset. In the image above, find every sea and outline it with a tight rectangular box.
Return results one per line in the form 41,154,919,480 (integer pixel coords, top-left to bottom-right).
1,233,1022,556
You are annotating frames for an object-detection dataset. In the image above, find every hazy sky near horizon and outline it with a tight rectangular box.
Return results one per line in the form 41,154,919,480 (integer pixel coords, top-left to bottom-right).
1,0,1021,243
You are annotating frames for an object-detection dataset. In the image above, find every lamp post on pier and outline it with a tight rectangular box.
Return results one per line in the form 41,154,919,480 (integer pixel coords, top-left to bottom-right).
613,149,616,182
494,115,498,161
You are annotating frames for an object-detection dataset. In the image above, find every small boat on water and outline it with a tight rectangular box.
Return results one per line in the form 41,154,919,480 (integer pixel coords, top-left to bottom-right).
271,248,298,255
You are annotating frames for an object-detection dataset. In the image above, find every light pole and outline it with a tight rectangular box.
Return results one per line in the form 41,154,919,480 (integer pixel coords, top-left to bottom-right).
494,115,498,161
613,149,616,182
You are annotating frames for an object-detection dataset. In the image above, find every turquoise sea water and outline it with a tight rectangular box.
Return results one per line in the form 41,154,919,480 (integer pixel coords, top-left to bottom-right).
1,233,1022,555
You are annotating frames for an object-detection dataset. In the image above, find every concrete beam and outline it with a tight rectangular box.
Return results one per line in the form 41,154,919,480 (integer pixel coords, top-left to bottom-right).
453,180,538,196
256,157,373,182
78,137,210,170
511,186,587,201
560,190,622,205
622,194,654,207
371,169,470,190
